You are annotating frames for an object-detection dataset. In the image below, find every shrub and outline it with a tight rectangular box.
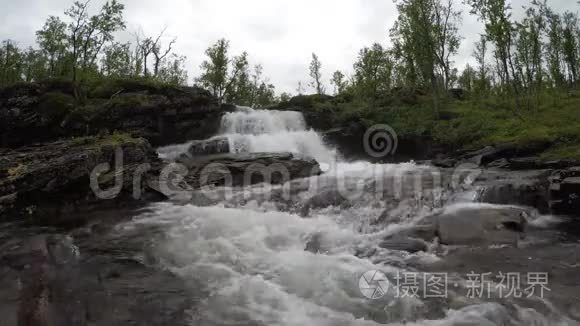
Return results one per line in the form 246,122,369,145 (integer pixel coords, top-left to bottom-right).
37,91,76,124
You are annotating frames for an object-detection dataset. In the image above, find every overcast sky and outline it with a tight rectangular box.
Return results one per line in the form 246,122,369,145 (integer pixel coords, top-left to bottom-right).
0,0,577,93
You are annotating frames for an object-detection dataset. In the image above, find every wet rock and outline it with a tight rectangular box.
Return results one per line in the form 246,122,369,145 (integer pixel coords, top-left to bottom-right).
459,143,552,167
505,157,547,170
449,303,511,326
397,225,438,243
299,189,352,217
570,303,580,321
476,169,551,213
550,167,580,217
0,214,197,326
432,205,528,246
432,157,457,168
487,158,510,169
379,236,428,253
186,137,230,156
0,234,87,326
461,146,498,166
560,176,580,193
487,157,580,170
0,135,163,224
177,152,322,189
304,232,324,253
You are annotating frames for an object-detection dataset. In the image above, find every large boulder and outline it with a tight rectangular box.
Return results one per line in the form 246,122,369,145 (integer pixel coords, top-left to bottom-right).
379,236,429,253
0,80,235,148
186,137,230,156
0,221,195,325
0,135,163,224
550,167,580,217
430,204,529,246
176,152,322,189
487,157,580,170
299,188,353,217
439,143,553,168
475,169,551,213
0,234,87,326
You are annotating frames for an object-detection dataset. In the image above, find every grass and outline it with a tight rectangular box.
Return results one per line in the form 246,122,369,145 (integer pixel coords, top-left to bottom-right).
436,93,580,158
302,89,580,160
541,144,580,160
104,132,143,146
70,132,144,148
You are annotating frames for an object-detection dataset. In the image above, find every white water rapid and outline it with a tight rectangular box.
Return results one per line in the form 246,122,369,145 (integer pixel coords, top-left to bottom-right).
138,108,574,325
220,108,336,164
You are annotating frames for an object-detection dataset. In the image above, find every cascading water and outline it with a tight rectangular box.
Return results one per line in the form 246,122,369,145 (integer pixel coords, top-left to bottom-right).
133,107,573,325
220,108,336,164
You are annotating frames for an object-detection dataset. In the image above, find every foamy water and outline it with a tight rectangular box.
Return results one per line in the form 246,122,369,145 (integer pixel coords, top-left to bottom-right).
225,108,337,163
137,107,575,325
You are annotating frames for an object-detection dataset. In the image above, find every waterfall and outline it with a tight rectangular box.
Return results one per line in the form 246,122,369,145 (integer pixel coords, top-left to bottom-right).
219,107,336,164
146,107,565,326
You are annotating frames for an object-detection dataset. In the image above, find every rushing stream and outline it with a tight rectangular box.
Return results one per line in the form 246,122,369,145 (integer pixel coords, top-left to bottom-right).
136,108,576,325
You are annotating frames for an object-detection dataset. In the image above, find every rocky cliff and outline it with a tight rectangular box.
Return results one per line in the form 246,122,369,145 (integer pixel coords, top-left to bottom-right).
0,134,164,225
0,79,235,148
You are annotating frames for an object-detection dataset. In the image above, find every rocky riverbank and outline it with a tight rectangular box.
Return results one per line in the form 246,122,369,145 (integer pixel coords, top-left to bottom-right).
2,84,580,325
0,85,327,325
0,81,326,226
0,134,163,225
0,79,236,148
272,95,580,219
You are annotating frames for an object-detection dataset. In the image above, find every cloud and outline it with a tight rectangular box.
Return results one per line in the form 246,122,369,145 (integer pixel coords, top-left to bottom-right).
0,0,577,93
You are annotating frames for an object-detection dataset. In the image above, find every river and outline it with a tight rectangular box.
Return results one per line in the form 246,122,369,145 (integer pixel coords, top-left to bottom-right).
130,107,579,325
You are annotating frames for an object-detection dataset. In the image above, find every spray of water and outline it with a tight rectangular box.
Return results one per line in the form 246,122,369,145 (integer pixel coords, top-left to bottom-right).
143,107,569,325
220,108,336,164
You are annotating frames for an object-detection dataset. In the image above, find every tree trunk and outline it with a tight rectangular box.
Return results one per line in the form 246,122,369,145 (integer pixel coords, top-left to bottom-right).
154,58,160,76
431,72,440,117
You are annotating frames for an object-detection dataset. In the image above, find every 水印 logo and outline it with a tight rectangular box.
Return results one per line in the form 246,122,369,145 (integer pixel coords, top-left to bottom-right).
359,270,390,299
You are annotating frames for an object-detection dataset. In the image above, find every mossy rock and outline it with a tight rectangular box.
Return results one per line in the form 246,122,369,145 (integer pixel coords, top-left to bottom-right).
86,78,183,99
37,92,76,124
287,94,334,108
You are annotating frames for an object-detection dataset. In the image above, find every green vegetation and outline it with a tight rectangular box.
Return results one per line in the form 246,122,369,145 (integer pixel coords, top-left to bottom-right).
17,77,182,124
195,39,279,107
2,0,580,160
38,91,76,123
287,0,580,160
435,94,580,155
289,91,580,159
0,0,187,89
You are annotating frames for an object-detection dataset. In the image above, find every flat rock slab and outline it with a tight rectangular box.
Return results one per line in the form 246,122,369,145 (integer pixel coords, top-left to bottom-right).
431,205,528,246
0,210,196,326
0,136,162,224
550,167,580,217
186,137,230,156
176,152,322,189
424,242,580,321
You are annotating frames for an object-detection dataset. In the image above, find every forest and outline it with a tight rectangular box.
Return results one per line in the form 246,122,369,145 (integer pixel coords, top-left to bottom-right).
1,0,580,158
